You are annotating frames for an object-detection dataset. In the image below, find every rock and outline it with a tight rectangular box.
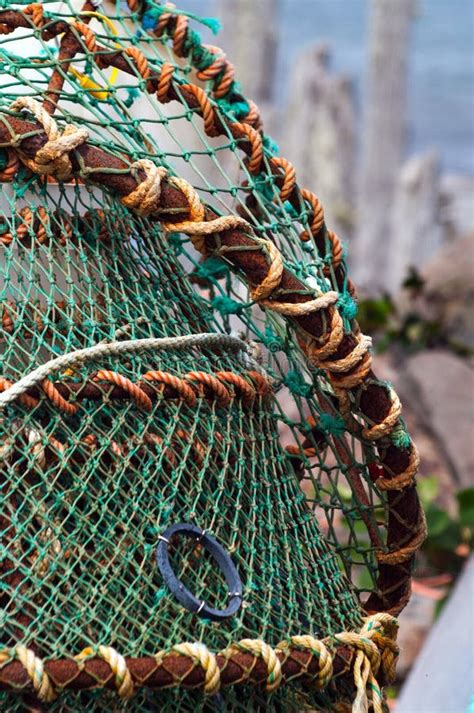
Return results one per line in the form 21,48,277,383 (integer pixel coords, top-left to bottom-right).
402,233,474,351
217,0,279,103
440,174,474,240
400,350,474,488
387,151,444,294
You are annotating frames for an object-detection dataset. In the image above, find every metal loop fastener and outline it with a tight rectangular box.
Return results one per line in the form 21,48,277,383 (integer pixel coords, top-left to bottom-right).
156,523,243,622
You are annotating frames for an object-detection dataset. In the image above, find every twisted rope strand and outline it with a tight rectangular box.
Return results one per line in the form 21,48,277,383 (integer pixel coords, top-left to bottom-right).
0,334,260,409
173,642,221,695
1,368,270,416
9,97,89,181
0,615,398,703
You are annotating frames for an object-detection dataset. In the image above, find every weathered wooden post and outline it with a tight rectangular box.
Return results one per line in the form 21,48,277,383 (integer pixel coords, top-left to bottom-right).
355,0,416,289
388,151,443,293
217,0,279,104
282,44,356,239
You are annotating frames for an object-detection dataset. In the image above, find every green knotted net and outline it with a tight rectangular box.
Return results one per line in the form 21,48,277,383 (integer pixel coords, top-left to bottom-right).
0,2,420,711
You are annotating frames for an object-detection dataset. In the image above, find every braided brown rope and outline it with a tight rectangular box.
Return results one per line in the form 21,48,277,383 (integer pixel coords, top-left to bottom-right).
0,103,424,613
0,368,271,414
0,614,398,708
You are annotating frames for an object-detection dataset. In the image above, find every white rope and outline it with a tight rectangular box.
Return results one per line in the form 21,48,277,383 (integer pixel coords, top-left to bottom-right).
0,333,261,408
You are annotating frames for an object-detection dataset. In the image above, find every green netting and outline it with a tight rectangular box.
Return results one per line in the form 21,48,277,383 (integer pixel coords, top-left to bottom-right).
0,2,416,710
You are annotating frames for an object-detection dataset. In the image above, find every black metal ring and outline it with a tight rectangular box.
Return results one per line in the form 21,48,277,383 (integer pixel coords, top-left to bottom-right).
156,523,243,621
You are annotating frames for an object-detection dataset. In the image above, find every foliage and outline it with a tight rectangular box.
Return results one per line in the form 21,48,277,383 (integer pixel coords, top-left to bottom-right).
418,476,473,574
356,266,471,355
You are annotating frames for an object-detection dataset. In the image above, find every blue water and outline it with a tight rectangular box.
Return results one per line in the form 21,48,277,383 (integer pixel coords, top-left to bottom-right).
180,0,474,174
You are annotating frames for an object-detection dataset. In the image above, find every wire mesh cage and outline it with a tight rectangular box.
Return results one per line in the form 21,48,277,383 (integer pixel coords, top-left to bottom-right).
0,2,425,710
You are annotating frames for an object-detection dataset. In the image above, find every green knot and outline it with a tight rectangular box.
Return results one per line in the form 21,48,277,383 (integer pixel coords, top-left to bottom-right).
263,134,280,156
168,232,184,255
283,370,312,398
142,3,221,34
124,87,140,108
211,295,246,316
193,256,229,282
252,173,276,202
319,413,346,437
217,95,250,120
153,587,168,605
263,324,286,354
391,427,411,450
337,292,358,322
184,28,204,56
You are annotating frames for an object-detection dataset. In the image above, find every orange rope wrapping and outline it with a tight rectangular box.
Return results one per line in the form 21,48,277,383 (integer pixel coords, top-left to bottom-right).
270,157,297,202
0,367,271,416
229,122,263,174
180,83,218,136
142,370,197,407
41,379,79,415
184,371,232,408
94,370,153,412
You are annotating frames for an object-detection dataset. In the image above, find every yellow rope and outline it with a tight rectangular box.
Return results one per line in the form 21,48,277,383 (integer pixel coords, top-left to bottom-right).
75,645,134,699
122,159,168,216
0,614,398,705
277,635,333,689
223,639,283,692
173,642,221,695
362,388,402,441
0,645,56,702
332,614,399,713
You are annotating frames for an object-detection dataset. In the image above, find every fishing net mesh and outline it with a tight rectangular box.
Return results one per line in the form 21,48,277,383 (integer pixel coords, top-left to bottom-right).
0,2,424,711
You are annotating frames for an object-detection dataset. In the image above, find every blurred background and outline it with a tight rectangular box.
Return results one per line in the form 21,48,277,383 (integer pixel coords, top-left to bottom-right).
179,0,474,709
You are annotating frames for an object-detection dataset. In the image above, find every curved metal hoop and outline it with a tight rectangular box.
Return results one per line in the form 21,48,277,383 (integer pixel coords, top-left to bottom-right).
156,523,243,621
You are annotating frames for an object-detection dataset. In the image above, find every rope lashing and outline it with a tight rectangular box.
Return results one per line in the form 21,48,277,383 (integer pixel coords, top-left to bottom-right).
334,614,399,713
3,12,343,270
0,614,398,703
0,107,415,507
121,159,168,216
362,388,402,441
0,645,56,703
119,161,369,375
0,368,270,418
93,370,154,411
5,95,366,388
375,444,420,492
222,639,283,693
0,333,261,409
142,369,198,407
172,643,221,695
277,635,333,689
9,97,89,181
75,645,134,699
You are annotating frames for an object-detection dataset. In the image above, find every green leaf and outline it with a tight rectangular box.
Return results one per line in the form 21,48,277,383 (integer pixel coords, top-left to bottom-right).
418,475,440,506
457,488,474,529
426,505,451,537
427,520,461,552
